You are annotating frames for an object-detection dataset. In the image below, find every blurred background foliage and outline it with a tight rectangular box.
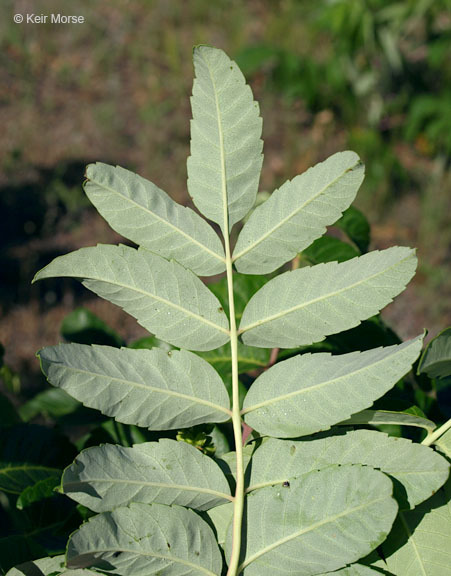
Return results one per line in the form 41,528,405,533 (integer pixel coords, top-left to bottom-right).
0,0,450,393
0,0,450,569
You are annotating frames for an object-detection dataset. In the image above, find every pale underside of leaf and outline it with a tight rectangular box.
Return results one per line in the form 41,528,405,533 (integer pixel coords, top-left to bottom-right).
33,244,230,351
84,162,226,276
187,45,263,232
239,247,417,348
435,427,451,458
226,465,397,576
233,151,365,274
369,479,451,575
338,409,436,431
38,344,231,430
62,439,232,512
67,502,223,576
242,335,423,438
318,565,381,576
248,429,449,509
6,555,99,576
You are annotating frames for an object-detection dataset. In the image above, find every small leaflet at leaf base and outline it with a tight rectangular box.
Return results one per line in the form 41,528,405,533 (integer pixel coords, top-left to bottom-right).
67,502,223,576
240,247,417,348
227,465,398,576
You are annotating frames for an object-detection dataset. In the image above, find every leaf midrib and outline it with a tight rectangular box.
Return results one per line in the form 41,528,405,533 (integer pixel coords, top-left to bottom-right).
64,477,232,502
242,340,416,414
239,252,413,334
87,173,226,263
239,494,390,571
232,159,361,262
52,364,231,416
81,273,230,335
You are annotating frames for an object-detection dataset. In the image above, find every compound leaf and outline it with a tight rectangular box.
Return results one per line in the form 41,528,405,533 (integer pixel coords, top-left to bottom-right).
187,45,263,232
248,429,449,509
33,244,229,351
240,247,416,348
228,465,397,576
243,335,423,438
369,479,451,575
38,344,231,429
67,502,223,576
84,163,226,276
62,439,231,512
233,152,364,274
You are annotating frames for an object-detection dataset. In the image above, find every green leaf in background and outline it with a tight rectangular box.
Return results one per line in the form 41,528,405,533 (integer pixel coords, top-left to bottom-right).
67,502,223,576
62,439,231,512
418,327,451,379
302,235,360,264
127,335,174,351
33,244,230,351
239,247,417,348
197,341,270,377
0,424,76,493
248,430,449,509
335,205,371,253
338,409,436,431
18,388,81,422
188,45,263,232
38,344,231,430
0,392,19,428
16,474,61,509
243,335,423,438
0,537,47,575
368,479,451,575
0,463,61,495
233,151,364,274
208,273,268,323
84,162,226,276
228,465,398,576
60,307,124,347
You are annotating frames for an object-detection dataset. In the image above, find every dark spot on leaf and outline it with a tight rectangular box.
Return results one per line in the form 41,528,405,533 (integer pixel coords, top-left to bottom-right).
290,445,296,456
218,306,223,312
195,551,200,556
167,541,171,548
112,551,121,558
283,481,290,488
